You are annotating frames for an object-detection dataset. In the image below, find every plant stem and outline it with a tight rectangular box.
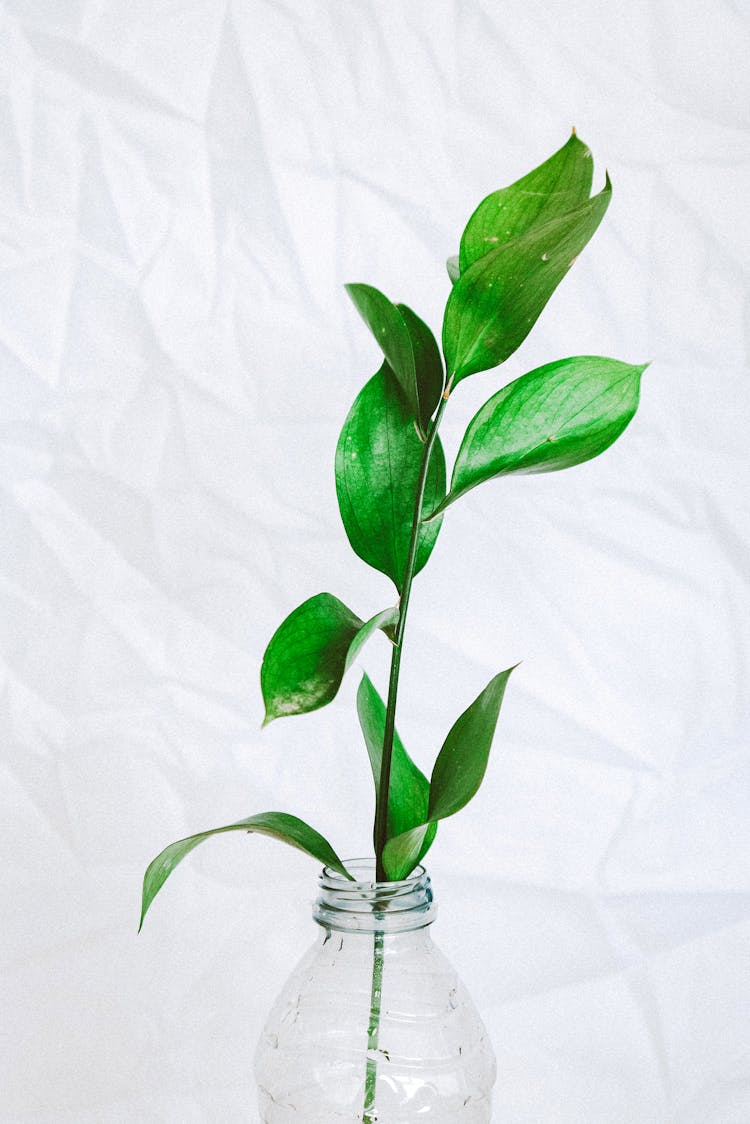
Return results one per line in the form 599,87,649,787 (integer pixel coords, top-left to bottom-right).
362,388,450,1119
362,929,385,1120
374,391,450,880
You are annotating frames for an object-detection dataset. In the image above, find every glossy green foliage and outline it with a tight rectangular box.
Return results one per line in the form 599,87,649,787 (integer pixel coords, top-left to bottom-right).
430,357,646,517
139,812,351,928
141,134,644,913
357,674,437,880
261,593,398,724
335,364,446,591
458,132,594,273
443,176,611,383
382,668,514,876
427,667,515,820
345,284,444,434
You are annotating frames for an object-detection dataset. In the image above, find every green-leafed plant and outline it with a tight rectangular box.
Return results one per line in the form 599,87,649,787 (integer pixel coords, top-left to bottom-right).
140,131,646,927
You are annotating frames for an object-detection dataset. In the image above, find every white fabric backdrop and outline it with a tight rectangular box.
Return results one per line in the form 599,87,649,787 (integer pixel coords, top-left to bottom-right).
1,1,749,1121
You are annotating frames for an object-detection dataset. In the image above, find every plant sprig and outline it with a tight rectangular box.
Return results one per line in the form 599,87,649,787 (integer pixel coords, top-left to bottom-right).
140,131,646,924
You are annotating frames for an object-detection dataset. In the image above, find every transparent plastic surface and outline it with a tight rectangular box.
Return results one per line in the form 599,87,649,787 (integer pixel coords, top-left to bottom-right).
255,861,496,1122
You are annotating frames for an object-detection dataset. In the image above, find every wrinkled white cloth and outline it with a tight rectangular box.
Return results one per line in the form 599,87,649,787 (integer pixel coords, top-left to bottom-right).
1,1,749,1121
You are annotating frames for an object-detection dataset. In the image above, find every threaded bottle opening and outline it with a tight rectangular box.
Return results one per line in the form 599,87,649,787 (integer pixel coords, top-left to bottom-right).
313,858,436,933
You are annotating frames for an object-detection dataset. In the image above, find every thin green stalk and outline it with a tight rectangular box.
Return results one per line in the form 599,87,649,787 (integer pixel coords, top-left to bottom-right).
362,388,450,1119
362,929,385,1120
374,390,450,880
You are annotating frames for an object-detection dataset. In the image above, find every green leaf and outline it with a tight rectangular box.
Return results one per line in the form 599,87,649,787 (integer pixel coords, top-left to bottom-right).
335,364,446,591
396,302,444,430
262,593,359,723
344,606,399,673
383,667,515,876
139,812,351,930
357,673,437,879
428,668,515,820
443,176,612,383
261,594,398,724
459,131,594,273
430,356,646,518
345,283,443,433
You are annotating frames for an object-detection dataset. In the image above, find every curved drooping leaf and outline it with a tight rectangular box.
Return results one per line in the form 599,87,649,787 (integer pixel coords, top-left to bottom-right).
357,673,437,880
261,594,398,724
458,131,594,273
443,176,612,383
140,812,352,929
336,364,446,591
383,667,515,877
428,356,646,519
345,284,443,433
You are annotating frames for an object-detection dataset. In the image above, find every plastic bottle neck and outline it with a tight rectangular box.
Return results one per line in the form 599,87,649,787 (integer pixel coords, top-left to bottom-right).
313,859,437,934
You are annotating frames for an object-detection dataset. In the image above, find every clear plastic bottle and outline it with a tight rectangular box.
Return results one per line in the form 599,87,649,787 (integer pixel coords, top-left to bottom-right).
255,859,496,1122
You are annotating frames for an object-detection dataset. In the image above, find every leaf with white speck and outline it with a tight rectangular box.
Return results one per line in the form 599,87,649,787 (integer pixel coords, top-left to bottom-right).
443,172,611,382
335,364,445,590
428,356,647,518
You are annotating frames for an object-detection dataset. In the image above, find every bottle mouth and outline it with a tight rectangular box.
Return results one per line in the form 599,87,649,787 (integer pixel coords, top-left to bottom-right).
321,856,427,888
314,857,436,934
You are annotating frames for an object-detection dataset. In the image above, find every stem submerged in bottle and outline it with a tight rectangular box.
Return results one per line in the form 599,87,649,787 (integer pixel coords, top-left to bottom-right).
362,929,385,1120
